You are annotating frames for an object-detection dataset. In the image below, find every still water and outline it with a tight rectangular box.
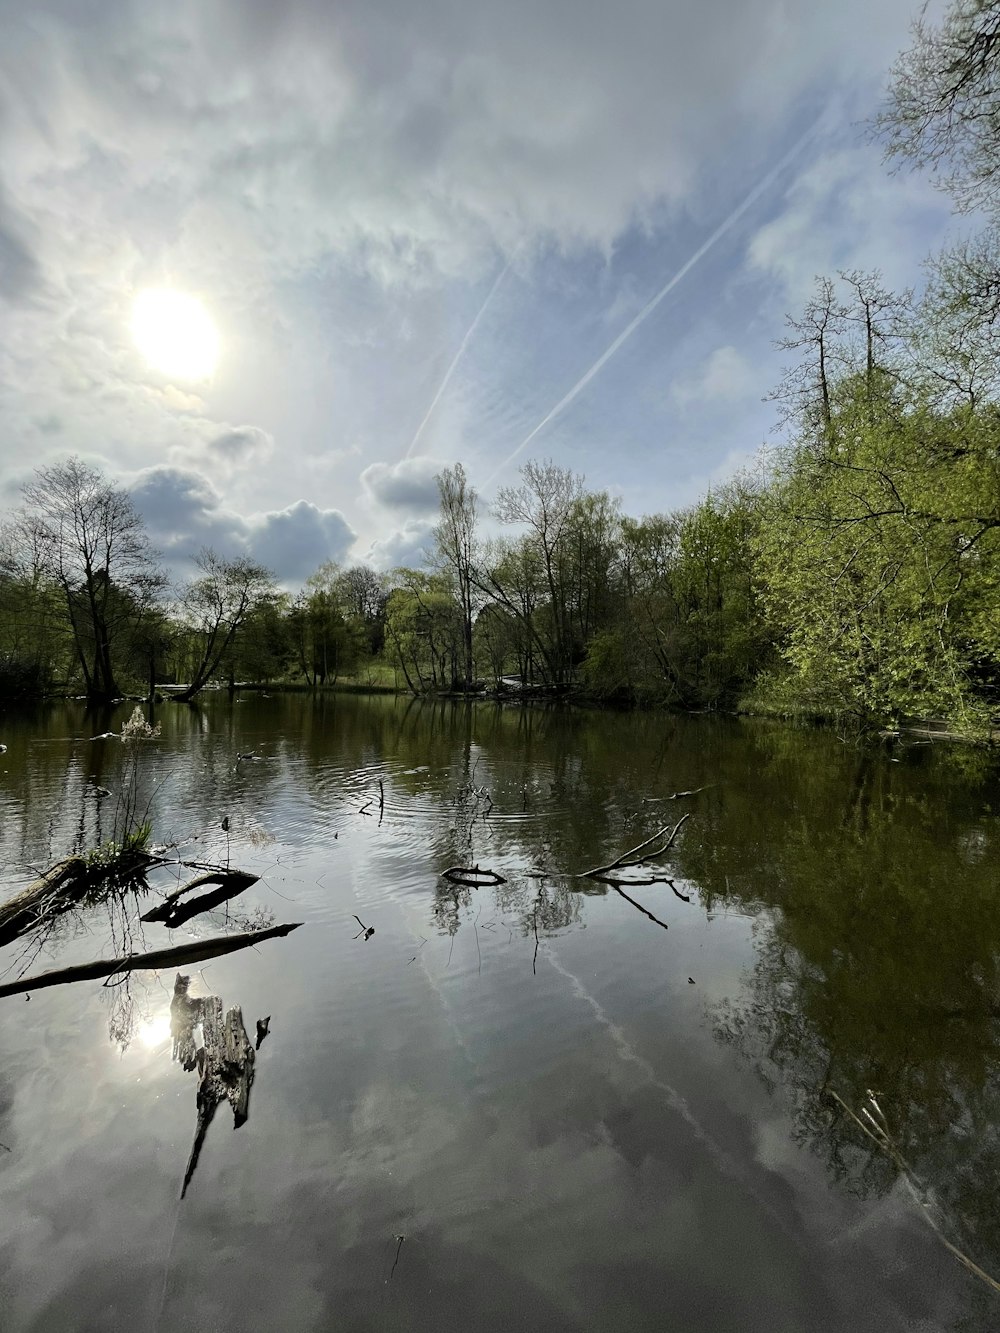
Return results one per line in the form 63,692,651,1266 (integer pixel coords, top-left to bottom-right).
1,693,1000,1331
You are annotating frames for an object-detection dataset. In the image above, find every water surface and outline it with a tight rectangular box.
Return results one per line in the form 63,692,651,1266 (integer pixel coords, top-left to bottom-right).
1,694,999,1331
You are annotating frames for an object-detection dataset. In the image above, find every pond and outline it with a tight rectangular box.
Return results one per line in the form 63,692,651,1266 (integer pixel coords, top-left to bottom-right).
1,693,1000,1331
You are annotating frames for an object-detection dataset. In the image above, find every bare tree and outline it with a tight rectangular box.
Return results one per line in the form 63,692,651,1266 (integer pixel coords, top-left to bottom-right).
494,460,584,684
15,457,164,701
768,277,850,443
432,463,479,687
175,550,276,701
876,0,1000,216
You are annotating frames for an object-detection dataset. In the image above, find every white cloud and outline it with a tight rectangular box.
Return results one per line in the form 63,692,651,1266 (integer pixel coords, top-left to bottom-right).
746,142,950,305
672,345,757,410
0,0,958,554
129,464,355,582
0,1,920,294
360,456,442,512
248,499,355,581
366,518,435,571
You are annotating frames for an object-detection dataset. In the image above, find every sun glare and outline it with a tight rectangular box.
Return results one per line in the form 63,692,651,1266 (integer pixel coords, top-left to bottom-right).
132,288,220,381
138,1012,173,1050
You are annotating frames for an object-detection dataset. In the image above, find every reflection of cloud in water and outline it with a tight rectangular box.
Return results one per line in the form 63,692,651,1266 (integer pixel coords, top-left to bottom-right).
540,939,803,1242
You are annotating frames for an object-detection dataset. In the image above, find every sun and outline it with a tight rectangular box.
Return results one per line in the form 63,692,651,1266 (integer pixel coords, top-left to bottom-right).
131,288,220,381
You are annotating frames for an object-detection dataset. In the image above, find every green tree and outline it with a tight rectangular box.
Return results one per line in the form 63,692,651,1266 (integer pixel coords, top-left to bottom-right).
756,375,1000,728
383,571,462,692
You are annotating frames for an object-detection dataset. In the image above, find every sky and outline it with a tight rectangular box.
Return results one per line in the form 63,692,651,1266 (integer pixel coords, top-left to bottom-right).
0,0,961,583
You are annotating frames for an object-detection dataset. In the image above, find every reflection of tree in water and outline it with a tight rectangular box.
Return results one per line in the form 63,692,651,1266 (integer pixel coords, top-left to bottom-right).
690,738,1000,1287
431,871,582,950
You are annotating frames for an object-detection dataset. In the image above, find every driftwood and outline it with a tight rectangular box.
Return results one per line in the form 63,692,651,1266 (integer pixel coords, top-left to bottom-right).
140,869,259,928
442,864,507,887
171,973,257,1198
352,915,375,941
0,922,302,999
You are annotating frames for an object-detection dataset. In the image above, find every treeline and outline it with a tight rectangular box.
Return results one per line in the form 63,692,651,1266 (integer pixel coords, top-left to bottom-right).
0,458,390,704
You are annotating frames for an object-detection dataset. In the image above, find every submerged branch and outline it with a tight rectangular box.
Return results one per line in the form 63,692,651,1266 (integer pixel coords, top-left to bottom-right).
828,1089,1000,1298
576,815,690,880
141,869,259,928
0,852,151,950
442,864,507,887
0,922,302,999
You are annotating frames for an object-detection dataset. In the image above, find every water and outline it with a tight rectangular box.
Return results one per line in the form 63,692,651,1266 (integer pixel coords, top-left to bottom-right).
1,693,1000,1331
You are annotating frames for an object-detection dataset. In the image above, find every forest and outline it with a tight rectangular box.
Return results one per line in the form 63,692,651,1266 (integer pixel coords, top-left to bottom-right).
5,0,1000,735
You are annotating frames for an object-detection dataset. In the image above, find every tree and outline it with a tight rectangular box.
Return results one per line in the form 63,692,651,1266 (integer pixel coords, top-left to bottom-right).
432,463,479,687
12,457,164,701
287,562,365,686
877,0,1000,217
494,461,584,685
755,374,1000,728
337,563,387,654
383,570,461,692
174,550,276,701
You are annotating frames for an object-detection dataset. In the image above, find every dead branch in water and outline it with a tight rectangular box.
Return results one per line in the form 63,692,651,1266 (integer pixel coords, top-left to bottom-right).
576,815,689,881
352,914,375,941
140,869,259,928
0,922,302,1000
606,884,671,932
828,1088,1000,1298
442,864,507,887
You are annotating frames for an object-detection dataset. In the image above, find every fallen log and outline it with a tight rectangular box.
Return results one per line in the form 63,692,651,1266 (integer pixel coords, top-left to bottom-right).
0,858,87,946
0,851,153,950
0,922,302,999
140,869,259,928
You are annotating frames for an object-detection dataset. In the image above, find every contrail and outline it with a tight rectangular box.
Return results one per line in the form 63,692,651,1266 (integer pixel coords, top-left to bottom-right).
405,259,512,459
483,118,824,487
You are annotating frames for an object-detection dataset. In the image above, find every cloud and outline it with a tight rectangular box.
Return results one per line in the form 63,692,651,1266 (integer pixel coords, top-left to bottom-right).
159,385,205,414
208,424,274,462
0,1,920,293
130,465,246,560
247,499,355,581
360,456,442,512
0,0,952,558
746,142,949,305
130,465,354,582
672,346,757,410
0,185,42,304
366,518,435,571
